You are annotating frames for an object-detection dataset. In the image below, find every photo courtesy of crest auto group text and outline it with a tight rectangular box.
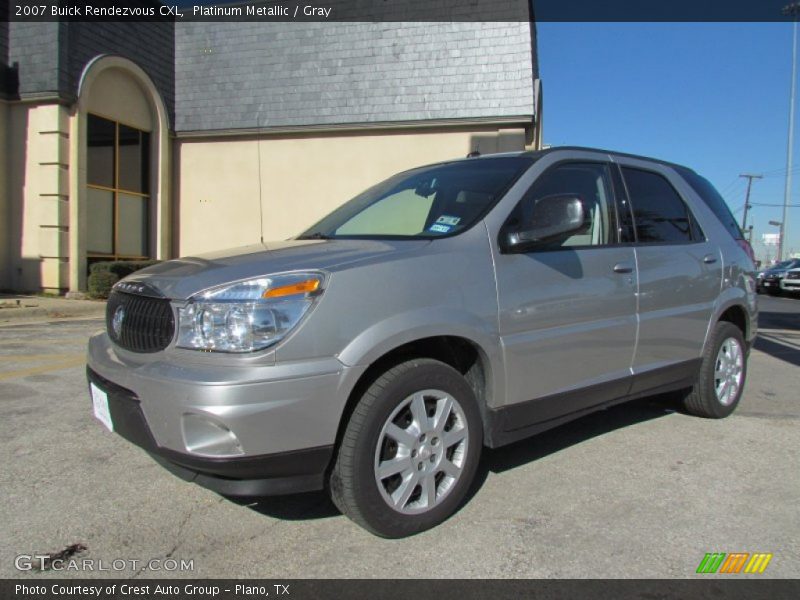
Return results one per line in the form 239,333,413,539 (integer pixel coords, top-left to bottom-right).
1,0,798,597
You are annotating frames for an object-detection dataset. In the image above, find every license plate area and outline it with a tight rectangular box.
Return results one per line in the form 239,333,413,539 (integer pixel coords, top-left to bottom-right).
90,382,114,432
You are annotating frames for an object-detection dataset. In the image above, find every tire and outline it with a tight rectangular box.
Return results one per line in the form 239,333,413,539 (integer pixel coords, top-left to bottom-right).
683,321,747,419
329,358,483,538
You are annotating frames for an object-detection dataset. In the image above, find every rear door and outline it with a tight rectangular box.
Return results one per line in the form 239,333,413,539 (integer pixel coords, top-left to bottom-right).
614,159,722,393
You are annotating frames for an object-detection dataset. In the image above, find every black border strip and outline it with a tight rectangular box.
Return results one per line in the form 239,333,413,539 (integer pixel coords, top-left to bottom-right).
6,0,800,23
2,579,799,599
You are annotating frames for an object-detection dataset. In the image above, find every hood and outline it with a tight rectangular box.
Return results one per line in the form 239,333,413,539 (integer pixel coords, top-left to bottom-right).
122,239,428,300
765,261,800,275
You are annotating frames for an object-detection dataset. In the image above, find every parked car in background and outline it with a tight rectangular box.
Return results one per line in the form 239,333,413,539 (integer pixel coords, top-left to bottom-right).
759,259,800,295
780,267,800,295
86,147,757,537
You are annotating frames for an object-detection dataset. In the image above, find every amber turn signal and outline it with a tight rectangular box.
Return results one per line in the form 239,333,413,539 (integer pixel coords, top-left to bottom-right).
262,278,321,298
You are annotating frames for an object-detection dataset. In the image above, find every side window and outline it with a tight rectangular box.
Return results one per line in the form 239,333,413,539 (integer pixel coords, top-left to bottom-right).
621,167,696,244
505,162,616,250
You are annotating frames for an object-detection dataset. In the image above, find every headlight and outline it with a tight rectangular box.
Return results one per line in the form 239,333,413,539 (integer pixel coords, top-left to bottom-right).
177,272,325,352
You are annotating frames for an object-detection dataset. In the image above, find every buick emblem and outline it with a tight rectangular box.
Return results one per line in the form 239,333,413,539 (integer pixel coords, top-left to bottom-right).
113,280,164,298
112,306,126,338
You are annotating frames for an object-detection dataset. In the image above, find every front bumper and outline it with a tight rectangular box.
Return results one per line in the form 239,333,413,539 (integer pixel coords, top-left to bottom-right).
87,367,333,495
87,332,365,496
781,279,800,292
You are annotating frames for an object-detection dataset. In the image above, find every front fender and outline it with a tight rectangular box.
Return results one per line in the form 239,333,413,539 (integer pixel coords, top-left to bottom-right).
336,306,505,408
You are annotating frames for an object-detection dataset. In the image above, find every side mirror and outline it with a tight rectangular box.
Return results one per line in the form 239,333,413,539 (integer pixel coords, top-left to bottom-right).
505,194,586,251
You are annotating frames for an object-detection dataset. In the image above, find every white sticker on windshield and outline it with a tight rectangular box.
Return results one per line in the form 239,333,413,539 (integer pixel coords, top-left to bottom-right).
429,224,451,233
436,215,461,226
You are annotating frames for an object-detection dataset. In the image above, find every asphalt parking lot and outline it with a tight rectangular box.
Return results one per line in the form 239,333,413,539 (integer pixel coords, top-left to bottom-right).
1,295,798,579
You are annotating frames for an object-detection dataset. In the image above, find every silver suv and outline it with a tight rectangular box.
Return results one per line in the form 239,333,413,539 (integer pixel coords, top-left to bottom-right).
87,147,757,537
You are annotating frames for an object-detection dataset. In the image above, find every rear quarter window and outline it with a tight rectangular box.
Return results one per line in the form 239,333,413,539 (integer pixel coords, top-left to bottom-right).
676,167,744,241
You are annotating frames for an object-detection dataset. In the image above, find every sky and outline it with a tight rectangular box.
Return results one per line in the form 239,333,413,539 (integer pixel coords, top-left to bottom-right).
537,22,799,261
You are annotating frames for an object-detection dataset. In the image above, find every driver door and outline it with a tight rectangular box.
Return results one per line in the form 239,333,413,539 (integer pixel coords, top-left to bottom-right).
494,161,638,424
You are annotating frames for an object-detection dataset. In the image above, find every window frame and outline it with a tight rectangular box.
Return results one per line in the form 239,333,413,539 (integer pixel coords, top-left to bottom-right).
615,164,705,247
86,112,151,261
499,160,624,254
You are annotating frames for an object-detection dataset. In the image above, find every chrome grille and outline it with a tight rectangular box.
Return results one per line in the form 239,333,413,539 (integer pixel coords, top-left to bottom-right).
106,291,175,353
786,272,800,280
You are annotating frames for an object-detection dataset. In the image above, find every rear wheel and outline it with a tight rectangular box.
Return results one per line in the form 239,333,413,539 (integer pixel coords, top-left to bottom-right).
683,321,747,419
329,358,482,537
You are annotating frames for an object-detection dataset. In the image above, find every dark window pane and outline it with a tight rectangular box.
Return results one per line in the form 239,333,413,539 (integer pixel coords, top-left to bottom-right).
87,115,115,188
86,188,114,254
118,125,149,193
506,162,615,250
622,168,694,243
676,167,742,241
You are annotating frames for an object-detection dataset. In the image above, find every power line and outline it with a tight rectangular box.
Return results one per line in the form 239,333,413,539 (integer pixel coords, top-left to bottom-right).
763,166,800,178
720,179,746,196
760,164,800,176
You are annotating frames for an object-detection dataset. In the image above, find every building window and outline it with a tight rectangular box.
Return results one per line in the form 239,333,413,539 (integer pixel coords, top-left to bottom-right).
86,113,150,261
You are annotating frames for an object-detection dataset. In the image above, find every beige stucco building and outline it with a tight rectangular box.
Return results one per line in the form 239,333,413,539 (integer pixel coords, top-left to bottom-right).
0,8,542,294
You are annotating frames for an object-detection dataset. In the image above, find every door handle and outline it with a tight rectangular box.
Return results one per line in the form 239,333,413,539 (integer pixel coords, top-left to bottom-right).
703,254,718,264
613,263,634,274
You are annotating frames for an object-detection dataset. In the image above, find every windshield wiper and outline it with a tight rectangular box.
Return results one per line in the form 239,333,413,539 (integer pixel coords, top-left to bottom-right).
298,231,331,240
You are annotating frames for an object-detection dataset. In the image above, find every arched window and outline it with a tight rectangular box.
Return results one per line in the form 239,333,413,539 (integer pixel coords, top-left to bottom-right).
86,113,151,264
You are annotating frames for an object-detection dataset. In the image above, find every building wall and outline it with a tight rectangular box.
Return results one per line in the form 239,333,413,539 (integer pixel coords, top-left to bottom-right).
6,102,70,293
0,9,7,66
62,20,174,126
175,21,536,132
3,14,540,291
0,100,8,289
176,126,526,256
7,17,174,125
8,22,61,98
85,67,153,130
0,14,9,98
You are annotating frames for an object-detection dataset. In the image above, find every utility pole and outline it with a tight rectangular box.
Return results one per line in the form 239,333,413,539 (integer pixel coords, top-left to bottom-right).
739,173,762,231
781,2,800,261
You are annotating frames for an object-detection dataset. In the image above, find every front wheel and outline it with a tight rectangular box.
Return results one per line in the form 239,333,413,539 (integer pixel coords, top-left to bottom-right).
329,358,483,537
683,321,747,419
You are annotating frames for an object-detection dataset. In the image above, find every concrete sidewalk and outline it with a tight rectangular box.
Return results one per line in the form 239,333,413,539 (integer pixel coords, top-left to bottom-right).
0,294,106,325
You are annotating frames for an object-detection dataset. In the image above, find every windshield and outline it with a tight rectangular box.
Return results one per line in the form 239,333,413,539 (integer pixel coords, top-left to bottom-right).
298,156,534,240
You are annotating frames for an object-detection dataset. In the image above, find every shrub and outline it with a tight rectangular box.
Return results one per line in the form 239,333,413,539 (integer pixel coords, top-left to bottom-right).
87,271,119,299
90,260,160,279
87,260,160,298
